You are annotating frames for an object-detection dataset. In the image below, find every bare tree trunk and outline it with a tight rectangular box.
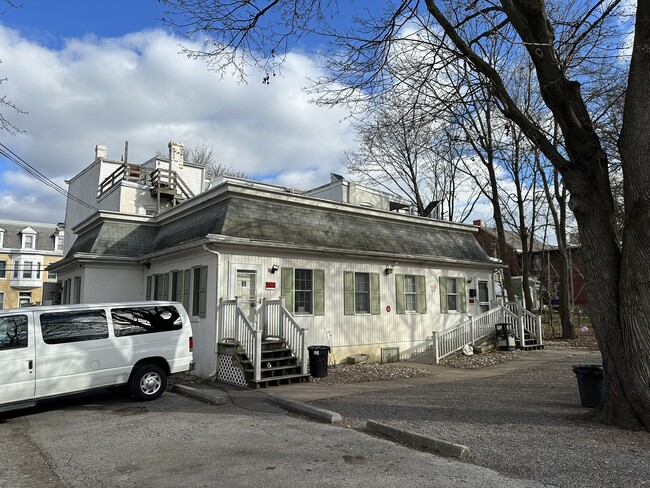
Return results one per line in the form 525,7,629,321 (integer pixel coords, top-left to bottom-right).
425,0,650,429
612,1,650,429
556,234,574,339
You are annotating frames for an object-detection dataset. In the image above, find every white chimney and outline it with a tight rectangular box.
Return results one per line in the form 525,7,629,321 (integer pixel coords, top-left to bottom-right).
168,141,184,175
95,144,107,160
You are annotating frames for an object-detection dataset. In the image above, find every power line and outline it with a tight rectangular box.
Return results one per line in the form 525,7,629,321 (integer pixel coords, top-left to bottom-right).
0,142,97,211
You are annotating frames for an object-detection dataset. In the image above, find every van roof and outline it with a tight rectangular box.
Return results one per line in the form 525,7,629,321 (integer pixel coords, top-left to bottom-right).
0,301,183,315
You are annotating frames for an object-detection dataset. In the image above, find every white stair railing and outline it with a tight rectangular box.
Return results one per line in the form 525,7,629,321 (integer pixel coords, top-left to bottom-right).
221,297,308,378
431,303,542,364
218,298,262,381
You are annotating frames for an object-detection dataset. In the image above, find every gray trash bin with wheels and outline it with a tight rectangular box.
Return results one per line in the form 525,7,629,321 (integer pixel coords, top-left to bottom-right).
572,364,603,408
308,345,330,378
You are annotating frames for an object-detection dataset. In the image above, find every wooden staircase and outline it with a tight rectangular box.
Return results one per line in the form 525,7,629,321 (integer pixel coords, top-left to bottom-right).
235,337,311,388
516,330,545,350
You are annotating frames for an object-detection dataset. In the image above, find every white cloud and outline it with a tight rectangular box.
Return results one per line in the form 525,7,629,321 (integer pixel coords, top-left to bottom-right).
0,25,356,224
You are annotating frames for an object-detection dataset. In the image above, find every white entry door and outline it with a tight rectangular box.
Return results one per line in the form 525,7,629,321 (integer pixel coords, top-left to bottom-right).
236,270,257,323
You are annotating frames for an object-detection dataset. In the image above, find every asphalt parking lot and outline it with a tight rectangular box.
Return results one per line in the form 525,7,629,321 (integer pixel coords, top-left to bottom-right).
1,387,548,488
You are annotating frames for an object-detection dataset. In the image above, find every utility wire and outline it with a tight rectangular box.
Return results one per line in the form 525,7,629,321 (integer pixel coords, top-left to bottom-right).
0,142,98,211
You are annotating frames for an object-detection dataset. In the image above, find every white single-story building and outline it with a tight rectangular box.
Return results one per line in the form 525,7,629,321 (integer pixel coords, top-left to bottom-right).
52,143,540,386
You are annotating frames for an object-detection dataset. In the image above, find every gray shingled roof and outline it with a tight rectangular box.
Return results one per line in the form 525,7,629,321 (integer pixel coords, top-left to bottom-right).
0,220,61,251
67,197,494,265
67,221,157,257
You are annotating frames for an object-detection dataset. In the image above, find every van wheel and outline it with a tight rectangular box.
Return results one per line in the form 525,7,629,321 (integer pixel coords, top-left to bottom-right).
130,365,167,401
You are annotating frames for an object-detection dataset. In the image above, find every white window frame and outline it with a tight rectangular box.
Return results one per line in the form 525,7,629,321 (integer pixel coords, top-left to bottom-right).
18,292,31,307
0,291,4,309
0,229,4,248
55,234,65,251
294,268,314,315
354,272,371,314
0,259,6,280
404,274,418,312
446,278,460,312
22,233,36,250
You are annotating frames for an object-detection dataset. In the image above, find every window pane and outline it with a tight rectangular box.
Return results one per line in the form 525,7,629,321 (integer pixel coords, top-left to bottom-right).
0,261,5,279
478,282,489,302
41,310,108,344
355,273,370,313
112,306,182,337
0,315,28,349
404,275,417,293
294,269,313,314
447,278,457,294
447,294,458,311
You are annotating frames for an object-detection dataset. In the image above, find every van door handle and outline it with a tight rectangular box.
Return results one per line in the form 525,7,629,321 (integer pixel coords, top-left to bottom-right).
28,360,33,370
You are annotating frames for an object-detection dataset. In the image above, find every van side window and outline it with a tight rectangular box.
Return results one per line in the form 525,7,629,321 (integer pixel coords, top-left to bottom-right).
0,315,28,349
111,306,182,337
40,310,108,344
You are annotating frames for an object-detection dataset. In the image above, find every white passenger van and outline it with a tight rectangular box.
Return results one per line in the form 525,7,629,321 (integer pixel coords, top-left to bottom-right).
0,301,194,413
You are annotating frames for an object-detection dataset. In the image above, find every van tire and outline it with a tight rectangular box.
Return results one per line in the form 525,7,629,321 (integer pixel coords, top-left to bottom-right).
130,364,167,401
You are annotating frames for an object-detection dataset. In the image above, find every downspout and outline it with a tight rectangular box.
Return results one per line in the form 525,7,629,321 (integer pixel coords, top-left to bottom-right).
202,244,221,377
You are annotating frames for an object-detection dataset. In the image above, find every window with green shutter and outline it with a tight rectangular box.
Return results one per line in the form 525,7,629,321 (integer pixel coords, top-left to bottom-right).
281,267,325,316
396,274,427,314
345,271,380,315
439,276,467,313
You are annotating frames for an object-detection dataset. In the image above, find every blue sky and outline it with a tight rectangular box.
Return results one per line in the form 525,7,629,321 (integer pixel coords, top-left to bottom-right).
0,0,359,224
2,1,167,46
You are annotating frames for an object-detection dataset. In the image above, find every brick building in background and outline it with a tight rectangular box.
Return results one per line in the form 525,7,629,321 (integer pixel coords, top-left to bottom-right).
472,220,587,309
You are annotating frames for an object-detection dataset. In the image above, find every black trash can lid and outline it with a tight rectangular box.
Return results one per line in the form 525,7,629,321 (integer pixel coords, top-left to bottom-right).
308,345,331,352
572,364,603,375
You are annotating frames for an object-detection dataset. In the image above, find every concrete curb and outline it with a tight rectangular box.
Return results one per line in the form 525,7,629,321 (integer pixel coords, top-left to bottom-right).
366,421,470,460
266,395,343,424
172,384,229,406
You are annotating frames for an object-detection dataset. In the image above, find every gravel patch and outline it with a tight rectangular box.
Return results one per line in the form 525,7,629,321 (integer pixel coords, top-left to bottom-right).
311,363,435,386
312,351,650,488
440,349,532,368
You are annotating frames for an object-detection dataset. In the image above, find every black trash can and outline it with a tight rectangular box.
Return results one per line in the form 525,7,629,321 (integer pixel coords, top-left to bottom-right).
308,345,331,378
573,365,603,408
495,323,516,351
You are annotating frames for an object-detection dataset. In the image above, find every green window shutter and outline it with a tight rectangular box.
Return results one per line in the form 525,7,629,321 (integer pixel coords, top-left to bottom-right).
439,277,448,314
314,269,325,316
199,266,208,318
174,272,183,301
281,267,294,312
146,276,152,301
182,269,191,311
459,277,467,313
371,272,380,315
395,274,405,314
417,275,427,314
154,275,162,300
344,271,355,315
162,273,170,301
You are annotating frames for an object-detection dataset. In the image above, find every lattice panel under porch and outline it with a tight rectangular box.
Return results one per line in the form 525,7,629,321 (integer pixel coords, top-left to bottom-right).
217,354,248,387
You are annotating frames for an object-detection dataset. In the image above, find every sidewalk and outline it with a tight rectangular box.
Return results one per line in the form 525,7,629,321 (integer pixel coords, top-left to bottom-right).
261,347,595,402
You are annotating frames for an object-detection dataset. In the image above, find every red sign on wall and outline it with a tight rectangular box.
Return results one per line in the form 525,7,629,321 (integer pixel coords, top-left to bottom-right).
265,282,276,290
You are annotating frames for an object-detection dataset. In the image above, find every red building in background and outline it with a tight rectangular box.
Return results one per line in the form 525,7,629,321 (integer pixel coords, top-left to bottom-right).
472,220,588,309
